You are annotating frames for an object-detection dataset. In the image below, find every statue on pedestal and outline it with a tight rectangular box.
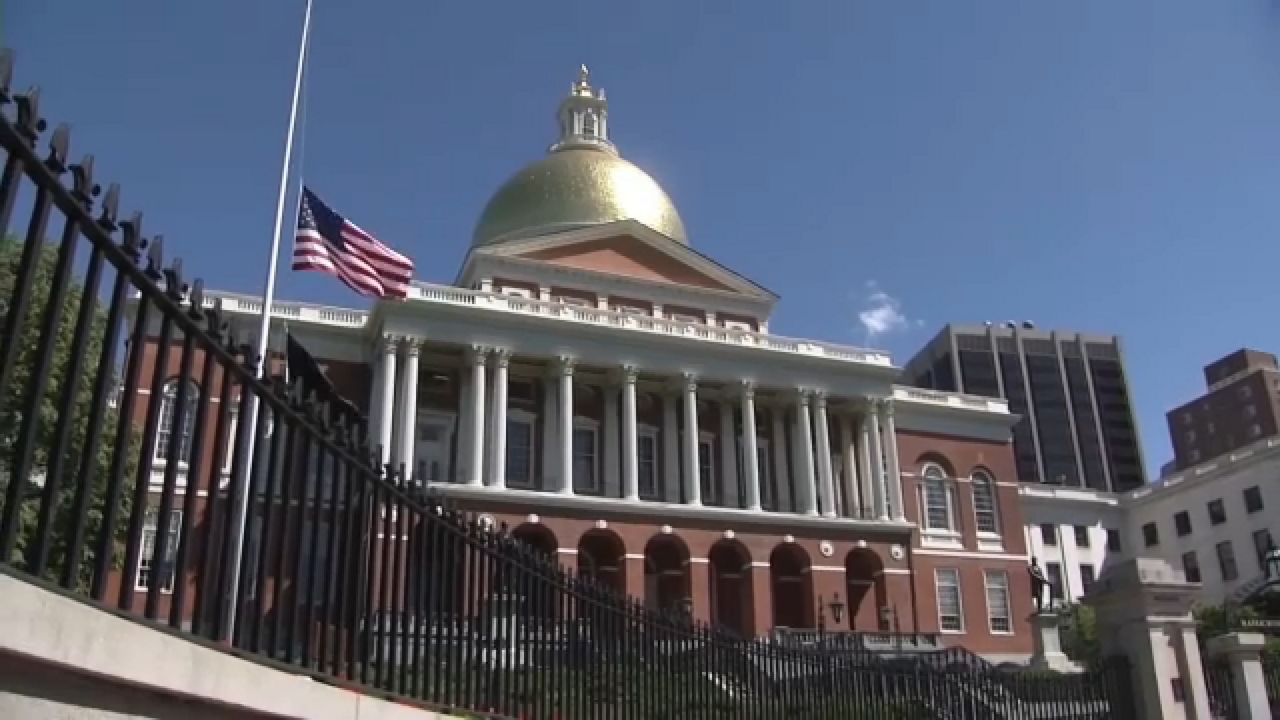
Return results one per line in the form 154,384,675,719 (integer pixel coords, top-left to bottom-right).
1029,557,1051,612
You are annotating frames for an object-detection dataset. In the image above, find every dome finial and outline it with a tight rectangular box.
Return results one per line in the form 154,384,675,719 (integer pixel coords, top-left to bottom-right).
572,64,593,96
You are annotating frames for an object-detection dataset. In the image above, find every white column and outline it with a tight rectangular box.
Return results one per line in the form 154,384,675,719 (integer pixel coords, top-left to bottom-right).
621,366,639,501
794,390,818,516
603,380,620,498
466,346,486,487
867,399,888,521
376,336,397,468
813,392,836,518
839,416,860,518
541,368,558,490
681,374,701,507
882,399,906,522
718,394,739,507
487,349,509,489
770,405,790,511
397,339,420,481
661,390,681,503
557,357,575,495
740,383,761,512
857,411,875,518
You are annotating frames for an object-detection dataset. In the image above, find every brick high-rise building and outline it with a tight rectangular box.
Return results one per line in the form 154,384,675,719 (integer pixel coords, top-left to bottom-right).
1166,348,1280,470
900,323,1147,493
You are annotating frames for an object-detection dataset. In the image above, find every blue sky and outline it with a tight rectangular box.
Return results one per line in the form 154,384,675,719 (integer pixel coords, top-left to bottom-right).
12,2,1280,474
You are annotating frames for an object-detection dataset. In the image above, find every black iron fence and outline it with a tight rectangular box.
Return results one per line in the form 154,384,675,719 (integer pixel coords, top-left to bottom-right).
0,50,1139,719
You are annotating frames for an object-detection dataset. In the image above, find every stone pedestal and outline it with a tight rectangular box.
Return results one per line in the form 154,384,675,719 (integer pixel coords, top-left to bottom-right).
1207,632,1271,720
1084,557,1210,720
1029,611,1081,672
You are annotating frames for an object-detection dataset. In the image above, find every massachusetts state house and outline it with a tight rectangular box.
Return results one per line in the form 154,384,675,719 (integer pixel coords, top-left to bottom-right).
134,68,1035,660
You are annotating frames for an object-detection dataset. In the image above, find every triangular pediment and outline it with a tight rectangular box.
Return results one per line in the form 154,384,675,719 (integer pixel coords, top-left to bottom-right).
469,220,775,300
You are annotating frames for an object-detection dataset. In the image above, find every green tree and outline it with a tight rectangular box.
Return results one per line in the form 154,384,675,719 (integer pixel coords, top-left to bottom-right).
1060,603,1103,669
0,233,138,590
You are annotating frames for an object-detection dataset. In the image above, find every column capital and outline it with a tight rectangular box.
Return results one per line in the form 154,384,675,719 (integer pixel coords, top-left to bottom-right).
740,380,756,399
379,334,400,355
681,372,698,392
618,364,639,384
490,347,511,368
880,397,895,417
794,388,812,406
465,345,489,364
813,390,828,408
402,336,423,357
555,356,576,376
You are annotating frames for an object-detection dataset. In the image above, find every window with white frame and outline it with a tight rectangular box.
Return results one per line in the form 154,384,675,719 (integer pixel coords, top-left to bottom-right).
919,463,958,534
155,379,199,465
723,319,753,332
984,570,1011,634
573,420,599,493
499,285,532,298
136,508,182,592
638,426,659,498
935,568,964,632
970,469,999,535
506,411,536,488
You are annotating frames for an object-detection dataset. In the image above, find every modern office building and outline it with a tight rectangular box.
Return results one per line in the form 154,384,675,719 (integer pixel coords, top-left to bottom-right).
900,324,1147,493
1166,348,1280,470
121,69,1037,659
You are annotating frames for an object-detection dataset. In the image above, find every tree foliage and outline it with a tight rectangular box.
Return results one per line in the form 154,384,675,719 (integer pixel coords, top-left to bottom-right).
0,234,138,589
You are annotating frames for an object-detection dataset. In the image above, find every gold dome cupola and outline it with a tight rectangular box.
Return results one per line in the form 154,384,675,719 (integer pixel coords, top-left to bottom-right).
472,67,688,248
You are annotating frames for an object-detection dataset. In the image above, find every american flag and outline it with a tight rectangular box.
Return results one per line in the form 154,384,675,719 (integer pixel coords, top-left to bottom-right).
292,187,413,299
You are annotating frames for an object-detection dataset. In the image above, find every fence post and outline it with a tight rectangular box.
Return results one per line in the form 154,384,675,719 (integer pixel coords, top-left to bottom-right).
1207,633,1271,720
1083,557,1210,720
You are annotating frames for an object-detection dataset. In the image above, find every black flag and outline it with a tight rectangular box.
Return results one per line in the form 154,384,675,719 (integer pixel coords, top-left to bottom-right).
286,333,364,427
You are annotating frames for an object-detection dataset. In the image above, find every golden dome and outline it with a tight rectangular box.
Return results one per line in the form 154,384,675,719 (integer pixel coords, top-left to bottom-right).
471,67,688,248
472,147,688,247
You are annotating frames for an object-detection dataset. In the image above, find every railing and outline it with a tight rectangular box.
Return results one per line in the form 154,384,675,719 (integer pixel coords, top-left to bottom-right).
412,281,896,367
0,52,1137,719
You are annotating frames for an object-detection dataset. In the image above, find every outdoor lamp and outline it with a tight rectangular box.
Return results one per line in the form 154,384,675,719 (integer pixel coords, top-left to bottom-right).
828,593,845,626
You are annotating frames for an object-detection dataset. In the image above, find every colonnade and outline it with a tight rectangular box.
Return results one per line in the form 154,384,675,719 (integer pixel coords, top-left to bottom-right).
368,337,907,522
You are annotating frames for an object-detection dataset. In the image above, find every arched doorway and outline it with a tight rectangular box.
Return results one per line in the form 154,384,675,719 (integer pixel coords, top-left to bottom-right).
643,534,690,613
578,529,626,595
845,548,886,631
708,540,753,637
770,544,813,630
511,523,560,619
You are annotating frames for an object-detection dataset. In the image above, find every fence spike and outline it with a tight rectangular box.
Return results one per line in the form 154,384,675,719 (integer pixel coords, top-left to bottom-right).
119,212,144,260
186,278,205,320
144,235,165,280
163,257,185,301
68,154,99,208
0,49,13,105
97,183,120,231
203,297,226,341
45,123,70,173
14,86,45,141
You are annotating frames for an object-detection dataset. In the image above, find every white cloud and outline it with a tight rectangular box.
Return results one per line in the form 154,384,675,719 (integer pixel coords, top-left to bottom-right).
858,282,911,340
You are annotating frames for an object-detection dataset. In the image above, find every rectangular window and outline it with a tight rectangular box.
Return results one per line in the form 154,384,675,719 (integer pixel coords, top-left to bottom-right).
1239,385,1253,399
136,509,182,593
1182,551,1201,583
1216,541,1238,582
935,569,964,632
1039,523,1058,546
573,425,599,493
1174,511,1192,537
1079,564,1096,595
668,311,703,324
1244,486,1264,514
1106,528,1122,553
1045,562,1064,601
1248,423,1262,439
638,429,658,498
1073,526,1090,548
1143,522,1159,547
984,570,1012,634
1184,429,1197,443
723,319,754,332
1208,499,1227,526
698,438,716,503
1253,529,1273,571
505,417,535,488
1245,404,1257,418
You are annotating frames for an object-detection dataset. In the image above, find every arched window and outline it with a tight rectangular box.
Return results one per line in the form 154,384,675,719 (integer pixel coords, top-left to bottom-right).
971,468,1000,535
582,111,597,136
155,379,198,464
918,463,958,533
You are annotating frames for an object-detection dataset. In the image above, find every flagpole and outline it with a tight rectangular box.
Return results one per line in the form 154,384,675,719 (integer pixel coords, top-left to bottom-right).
223,0,313,641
